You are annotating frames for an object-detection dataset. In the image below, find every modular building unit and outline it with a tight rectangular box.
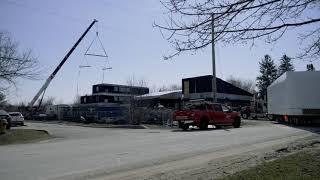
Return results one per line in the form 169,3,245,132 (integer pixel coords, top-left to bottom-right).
267,71,320,123
81,83,149,104
182,75,253,107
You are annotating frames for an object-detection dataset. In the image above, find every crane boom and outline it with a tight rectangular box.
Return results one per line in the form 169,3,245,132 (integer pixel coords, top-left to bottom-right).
29,19,98,108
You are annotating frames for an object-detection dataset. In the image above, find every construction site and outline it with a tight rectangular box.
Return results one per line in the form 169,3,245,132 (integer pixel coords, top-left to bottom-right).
1,1,320,180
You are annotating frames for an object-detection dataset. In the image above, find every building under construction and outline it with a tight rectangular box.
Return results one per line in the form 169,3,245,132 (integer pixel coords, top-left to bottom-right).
45,83,149,123
81,83,149,104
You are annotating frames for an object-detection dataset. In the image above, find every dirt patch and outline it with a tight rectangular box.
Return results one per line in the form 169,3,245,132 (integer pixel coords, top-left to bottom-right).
263,138,320,161
0,129,51,145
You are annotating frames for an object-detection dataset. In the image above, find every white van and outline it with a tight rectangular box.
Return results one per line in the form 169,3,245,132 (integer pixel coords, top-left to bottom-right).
8,112,24,126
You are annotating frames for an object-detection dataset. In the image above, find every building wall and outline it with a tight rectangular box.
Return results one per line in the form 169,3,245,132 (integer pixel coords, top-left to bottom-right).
92,84,149,95
81,84,149,104
182,75,252,96
182,75,253,107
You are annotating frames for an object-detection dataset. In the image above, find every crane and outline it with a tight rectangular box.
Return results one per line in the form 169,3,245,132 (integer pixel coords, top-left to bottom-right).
29,19,98,109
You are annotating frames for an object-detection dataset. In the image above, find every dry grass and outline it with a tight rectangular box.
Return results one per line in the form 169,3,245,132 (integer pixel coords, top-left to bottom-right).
0,129,51,145
223,150,320,180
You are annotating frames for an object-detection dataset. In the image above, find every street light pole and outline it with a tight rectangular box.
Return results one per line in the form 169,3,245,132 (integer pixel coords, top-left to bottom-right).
211,13,217,102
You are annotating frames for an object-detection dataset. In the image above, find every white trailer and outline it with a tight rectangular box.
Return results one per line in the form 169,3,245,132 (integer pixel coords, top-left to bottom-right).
267,71,320,124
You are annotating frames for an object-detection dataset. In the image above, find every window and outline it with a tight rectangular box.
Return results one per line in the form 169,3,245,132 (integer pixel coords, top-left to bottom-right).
212,104,223,112
96,86,99,92
191,104,206,110
114,86,119,92
119,96,130,102
222,105,229,112
119,87,130,93
9,113,21,116
206,104,214,110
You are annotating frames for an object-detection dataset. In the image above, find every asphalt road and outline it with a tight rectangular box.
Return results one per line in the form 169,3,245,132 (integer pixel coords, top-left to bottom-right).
0,120,319,180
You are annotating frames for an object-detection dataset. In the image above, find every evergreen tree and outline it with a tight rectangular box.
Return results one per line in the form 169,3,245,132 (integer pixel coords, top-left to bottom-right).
278,55,295,77
256,55,278,99
307,64,316,71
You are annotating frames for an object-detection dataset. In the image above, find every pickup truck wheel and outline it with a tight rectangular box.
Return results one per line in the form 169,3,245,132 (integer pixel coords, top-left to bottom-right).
181,124,189,131
6,123,11,130
199,119,208,130
241,113,248,119
233,118,241,128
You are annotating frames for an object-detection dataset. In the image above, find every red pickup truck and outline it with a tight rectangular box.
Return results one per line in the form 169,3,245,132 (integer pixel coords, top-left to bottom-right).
173,102,241,130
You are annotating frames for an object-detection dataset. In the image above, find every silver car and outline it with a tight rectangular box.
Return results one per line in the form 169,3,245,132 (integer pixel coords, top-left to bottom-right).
8,112,24,126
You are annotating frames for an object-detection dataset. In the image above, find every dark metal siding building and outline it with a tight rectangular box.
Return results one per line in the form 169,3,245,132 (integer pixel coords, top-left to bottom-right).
135,90,182,109
182,75,253,107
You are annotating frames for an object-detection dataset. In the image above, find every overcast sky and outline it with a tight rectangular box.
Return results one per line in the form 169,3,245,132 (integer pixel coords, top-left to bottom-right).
1,0,319,104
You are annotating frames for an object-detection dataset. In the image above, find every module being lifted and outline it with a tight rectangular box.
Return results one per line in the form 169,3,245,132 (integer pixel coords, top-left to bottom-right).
267,71,320,123
80,84,149,104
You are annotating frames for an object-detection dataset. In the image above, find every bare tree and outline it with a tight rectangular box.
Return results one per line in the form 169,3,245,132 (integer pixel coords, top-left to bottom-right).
158,84,182,92
40,96,55,107
0,92,6,107
72,95,81,105
125,75,148,124
0,32,39,90
126,75,148,87
154,0,320,60
226,76,255,93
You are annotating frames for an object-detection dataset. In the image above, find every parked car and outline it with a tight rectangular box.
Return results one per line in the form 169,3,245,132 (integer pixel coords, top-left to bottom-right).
34,113,48,121
0,110,12,129
8,112,24,126
173,102,241,130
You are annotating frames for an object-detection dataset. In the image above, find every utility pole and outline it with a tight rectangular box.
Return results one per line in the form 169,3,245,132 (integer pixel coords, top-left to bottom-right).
211,13,217,102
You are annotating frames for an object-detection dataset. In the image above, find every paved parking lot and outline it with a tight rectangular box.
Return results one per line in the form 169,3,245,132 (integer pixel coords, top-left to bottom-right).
0,120,319,180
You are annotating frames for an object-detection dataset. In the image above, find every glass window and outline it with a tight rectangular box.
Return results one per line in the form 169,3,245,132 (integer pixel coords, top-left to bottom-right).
9,113,20,116
206,104,214,110
119,87,130,93
191,104,206,110
212,104,223,112
119,96,130,102
222,105,229,112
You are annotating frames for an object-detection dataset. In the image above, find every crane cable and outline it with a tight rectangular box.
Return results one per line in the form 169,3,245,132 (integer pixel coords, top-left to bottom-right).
76,23,111,94
84,32,108,58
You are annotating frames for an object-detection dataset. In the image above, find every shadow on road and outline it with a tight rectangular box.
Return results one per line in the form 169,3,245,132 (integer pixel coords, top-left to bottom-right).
171,126,235,132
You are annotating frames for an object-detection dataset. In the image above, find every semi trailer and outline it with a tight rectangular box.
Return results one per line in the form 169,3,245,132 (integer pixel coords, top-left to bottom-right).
267,71,320,125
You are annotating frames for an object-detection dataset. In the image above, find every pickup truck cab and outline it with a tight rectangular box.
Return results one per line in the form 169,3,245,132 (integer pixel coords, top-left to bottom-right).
173,102,241,130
